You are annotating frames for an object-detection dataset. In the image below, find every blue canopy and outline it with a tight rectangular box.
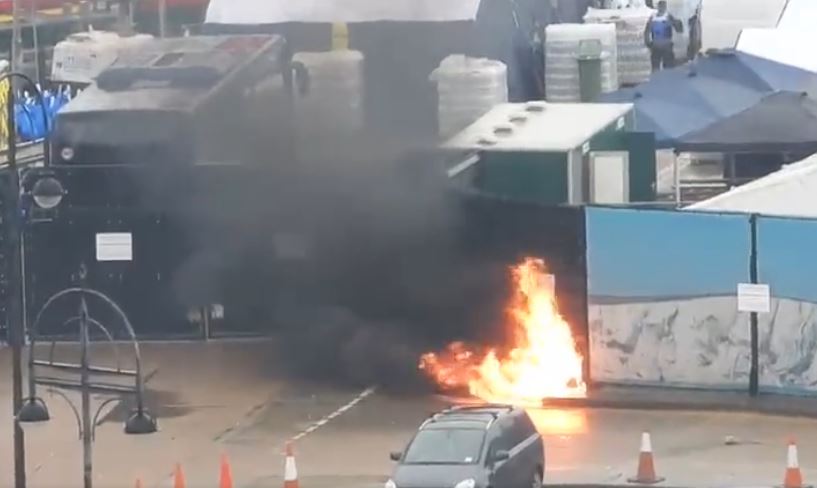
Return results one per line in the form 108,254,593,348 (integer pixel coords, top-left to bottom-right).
675,91,817,153
600,50,817,148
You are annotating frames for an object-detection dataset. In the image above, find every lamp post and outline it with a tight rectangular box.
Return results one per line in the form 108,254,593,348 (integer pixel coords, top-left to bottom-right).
2,70,52,488
3,71,155,488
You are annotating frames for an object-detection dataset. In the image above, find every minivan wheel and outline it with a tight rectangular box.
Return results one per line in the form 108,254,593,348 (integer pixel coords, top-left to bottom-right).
530,470,543,488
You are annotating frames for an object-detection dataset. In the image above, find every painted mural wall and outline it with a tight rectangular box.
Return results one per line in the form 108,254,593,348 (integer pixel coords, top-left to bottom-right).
585,207,752,388
757,217,817,394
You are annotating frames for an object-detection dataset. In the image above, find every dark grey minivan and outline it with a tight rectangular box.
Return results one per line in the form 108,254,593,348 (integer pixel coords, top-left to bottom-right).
387,404,544,488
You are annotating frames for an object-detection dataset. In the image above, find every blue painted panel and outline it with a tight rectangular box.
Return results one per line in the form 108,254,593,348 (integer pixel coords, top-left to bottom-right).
757,216,817,303
586,207,751,299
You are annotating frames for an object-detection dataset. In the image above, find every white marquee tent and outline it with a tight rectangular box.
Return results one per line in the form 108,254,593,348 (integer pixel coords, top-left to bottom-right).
777,0,813,32
687,153,817,218
737,28,817,73
700,0,787,51
205,0,483,24
735,0,817,73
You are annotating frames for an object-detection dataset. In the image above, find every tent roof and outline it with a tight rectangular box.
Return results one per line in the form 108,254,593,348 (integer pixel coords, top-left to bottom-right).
687,153,817,218
675,91,817,153
737,28,817,73
777,0,813,31
443,102,633,153
699,0,787,51
600,50,817,148
205,0,482,24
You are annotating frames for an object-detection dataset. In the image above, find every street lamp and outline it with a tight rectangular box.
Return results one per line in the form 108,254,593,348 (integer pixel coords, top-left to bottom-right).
30,176,64,210
3,71,155,488
2,70,54,488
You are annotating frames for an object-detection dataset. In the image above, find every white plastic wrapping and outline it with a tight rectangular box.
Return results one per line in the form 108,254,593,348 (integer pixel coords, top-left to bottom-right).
545,23,618,102
584,7,655,86
431,55,508,139
293,50,365,140
51,31,153,84
666,0,688,60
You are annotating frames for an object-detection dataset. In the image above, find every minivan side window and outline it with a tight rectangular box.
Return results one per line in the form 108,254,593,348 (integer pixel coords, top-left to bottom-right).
509,414,537,449
486,419,514,461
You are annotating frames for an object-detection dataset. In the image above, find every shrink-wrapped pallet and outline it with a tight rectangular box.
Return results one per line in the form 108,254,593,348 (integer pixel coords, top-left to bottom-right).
431,55,508,139
545,23,618,102
585,7,655,86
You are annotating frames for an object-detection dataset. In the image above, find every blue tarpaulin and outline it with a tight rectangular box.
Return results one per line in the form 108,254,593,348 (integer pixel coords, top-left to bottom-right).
15,88,72,142
600,50,817,148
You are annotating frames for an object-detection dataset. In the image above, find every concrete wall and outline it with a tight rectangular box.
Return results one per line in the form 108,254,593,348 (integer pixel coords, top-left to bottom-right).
586,207,752,388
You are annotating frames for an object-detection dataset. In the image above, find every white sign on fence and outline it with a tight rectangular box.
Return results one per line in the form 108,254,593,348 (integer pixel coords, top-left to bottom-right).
737,283,770,313
95,233,133,262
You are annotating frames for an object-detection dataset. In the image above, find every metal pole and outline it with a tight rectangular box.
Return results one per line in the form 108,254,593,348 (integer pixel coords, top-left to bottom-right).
31,0,41,85
673,151,681,207
11,0,22,74
79,273,93,488
749,214,759,397
158,0,167,38
5,73,28,488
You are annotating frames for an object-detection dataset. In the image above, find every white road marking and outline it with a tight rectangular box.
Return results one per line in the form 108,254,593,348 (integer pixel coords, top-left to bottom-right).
289,386,377,443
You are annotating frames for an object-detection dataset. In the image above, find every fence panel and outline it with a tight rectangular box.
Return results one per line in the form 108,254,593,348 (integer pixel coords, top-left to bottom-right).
756,216,817,395
586,207,752,388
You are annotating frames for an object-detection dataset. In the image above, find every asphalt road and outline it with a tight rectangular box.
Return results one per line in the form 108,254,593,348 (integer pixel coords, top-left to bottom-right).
2,340,817,488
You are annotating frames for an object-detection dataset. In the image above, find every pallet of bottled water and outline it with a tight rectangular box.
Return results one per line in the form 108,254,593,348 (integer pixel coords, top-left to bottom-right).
545,23,618,102
584,7,655,86
431,55,508,140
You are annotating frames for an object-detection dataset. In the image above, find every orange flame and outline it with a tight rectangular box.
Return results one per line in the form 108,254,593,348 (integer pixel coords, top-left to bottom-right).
420,257,586,405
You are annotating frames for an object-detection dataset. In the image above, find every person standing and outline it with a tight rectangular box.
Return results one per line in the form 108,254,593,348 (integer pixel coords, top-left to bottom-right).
644,0,683,71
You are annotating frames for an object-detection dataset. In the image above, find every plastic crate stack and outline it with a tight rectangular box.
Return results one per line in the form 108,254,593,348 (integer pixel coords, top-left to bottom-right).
584,7,655,86
545,24,618,102
431,55,508,140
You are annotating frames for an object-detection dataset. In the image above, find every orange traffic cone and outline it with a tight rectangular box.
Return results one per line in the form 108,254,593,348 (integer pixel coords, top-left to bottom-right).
783,439,808,488
174,463,186,488
284,442,299,488
220,454,234,488
628,432,664,484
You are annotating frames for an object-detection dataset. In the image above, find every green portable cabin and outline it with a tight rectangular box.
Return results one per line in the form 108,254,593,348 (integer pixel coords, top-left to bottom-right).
443,101,657,204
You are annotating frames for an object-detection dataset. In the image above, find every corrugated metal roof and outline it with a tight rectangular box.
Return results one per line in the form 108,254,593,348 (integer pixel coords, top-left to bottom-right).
442,102,633,153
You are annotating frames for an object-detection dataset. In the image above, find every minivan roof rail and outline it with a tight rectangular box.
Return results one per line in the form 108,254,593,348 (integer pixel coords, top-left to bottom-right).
445,403,516,412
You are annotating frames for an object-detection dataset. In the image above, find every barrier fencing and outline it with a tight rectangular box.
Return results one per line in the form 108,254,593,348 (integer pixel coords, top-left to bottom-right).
585,206,817,396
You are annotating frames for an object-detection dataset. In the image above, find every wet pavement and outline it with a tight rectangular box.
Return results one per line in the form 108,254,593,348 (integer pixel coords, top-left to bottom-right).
543,384,817,419
2,340,817,487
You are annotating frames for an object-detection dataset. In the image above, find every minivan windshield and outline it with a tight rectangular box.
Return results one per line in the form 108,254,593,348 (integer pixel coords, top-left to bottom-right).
403,429,485,465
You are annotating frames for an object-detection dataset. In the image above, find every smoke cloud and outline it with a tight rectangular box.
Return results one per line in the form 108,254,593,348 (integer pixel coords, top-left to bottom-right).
129,111,516,390
53,28,525,390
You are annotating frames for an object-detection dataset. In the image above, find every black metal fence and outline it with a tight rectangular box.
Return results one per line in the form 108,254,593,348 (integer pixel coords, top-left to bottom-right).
11,172,588,346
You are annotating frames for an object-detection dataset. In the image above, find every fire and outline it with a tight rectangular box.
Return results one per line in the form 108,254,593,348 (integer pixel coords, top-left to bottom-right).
420,257,586,405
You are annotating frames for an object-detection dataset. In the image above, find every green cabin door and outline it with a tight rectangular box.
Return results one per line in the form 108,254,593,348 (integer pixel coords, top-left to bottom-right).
590,131,657,202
